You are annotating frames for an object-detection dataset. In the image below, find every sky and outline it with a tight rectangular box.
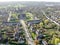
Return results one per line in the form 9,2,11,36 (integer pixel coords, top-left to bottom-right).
0,0,60,2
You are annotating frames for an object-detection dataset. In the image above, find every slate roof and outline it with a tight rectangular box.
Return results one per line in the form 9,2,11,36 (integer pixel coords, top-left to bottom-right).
2,22,21,26
27,20,41,25
18,14,26,19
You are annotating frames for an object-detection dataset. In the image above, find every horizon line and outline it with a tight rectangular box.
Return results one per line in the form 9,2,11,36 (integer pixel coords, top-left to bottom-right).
0,0,60,2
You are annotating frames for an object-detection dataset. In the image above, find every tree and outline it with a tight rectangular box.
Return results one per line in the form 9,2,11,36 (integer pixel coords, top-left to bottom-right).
39,22,44,29
44,19,49,25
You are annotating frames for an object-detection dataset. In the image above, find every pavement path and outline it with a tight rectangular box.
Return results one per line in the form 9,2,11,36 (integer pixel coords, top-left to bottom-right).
20,20,35,45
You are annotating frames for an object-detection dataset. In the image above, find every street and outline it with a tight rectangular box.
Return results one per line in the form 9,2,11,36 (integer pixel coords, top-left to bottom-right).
20,20,35,45
41,10,60,26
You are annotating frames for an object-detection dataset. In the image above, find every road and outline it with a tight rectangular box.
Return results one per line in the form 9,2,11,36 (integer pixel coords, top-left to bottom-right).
20,20,35,45
41,10,60,26
34,16,39,20
7,11,12,22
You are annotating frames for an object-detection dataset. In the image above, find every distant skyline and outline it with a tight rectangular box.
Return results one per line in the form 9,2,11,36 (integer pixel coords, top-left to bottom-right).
0,0,60,2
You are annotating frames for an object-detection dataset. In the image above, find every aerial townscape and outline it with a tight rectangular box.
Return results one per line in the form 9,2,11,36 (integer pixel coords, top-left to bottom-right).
0,1,60,45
